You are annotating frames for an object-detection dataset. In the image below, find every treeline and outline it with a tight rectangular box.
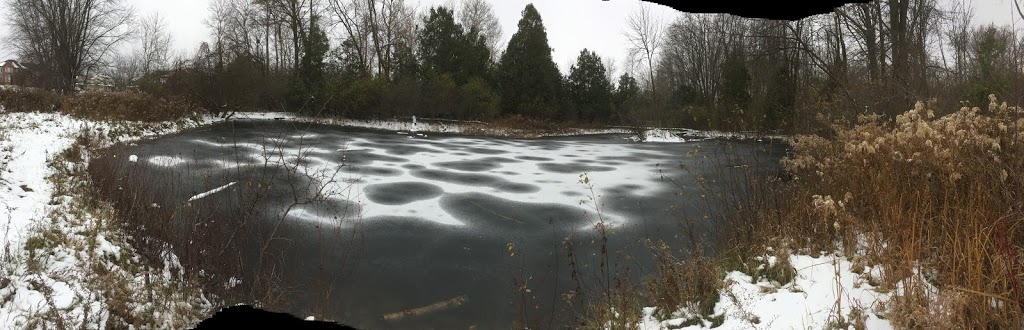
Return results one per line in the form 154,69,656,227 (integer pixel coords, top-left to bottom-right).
635,0,1024,132
146,1,633,124
7,0,1024,133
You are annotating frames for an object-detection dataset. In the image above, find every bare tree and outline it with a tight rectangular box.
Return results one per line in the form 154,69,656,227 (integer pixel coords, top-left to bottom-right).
107,52,141,90
328,0,373,74
458,0,503,61
944,0,974,79
377,0,417,78
602,56,618,85
140,12,173,75
326,0,414,78
206,0,232,69
269,0,313,69
662,13,746,105
1016,0,1024,21
624,4,665,94
839,1,886,81
7,0,134,91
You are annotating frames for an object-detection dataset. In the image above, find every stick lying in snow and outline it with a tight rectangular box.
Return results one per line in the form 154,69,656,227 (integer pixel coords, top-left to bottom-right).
382,295,468,321
186,182,237,202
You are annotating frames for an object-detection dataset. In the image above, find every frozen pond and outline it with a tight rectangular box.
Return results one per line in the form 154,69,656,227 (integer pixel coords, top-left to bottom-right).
94,120,786,328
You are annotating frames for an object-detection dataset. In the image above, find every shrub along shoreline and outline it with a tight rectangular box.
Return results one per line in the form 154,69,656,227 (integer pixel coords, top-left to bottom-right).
630,95,1023,329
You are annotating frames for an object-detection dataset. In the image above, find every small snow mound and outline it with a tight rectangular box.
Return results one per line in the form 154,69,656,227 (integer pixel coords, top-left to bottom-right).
305,316,315,321
224,277,242,289
128,154,138,162
148,155,186,167
633,129,686,143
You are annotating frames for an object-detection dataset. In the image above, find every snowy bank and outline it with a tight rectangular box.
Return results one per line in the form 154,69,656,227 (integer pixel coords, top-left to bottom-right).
0,112,217,329
630,129,687,143
638,253,894,329
228,112,777,141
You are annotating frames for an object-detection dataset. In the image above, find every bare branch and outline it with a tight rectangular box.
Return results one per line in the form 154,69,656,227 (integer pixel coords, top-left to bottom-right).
8,0,134,91
623,4,665,94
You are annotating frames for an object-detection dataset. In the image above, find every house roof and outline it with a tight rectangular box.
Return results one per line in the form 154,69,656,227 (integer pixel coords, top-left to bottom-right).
3,60,23,69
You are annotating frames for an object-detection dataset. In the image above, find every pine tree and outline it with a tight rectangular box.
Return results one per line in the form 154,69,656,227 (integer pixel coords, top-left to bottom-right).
966,26,1012,105
419,6,491,85
567,49,612,122
497,4,562,119
290,14,329,113
765,66,794,131
719,50,751,127
613,73,640,121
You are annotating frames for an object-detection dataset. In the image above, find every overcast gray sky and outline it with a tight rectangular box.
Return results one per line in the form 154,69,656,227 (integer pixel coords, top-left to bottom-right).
0,0,1020,74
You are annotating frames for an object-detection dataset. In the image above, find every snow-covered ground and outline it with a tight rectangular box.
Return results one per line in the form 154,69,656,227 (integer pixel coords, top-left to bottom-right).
639,253,895,329
0,112,218,328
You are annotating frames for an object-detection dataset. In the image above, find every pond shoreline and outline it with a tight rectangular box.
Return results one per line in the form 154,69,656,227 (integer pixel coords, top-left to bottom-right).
88,118,787,328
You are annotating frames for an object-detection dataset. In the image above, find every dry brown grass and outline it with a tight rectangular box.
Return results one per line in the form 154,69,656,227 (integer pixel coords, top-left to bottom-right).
0,87,63,112
761,95,1024,328
62,91,202,122
645,240,722,324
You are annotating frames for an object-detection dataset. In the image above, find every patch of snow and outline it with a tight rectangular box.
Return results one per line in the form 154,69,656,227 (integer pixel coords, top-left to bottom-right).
128,154,138,162
186,181,238,202
0,112,216,329
632,129,686,143
224,277,242,290
638,253,894,329
148,155,187,167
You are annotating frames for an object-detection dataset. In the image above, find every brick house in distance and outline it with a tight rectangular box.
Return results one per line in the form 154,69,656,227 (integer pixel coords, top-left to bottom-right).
1,60,23,85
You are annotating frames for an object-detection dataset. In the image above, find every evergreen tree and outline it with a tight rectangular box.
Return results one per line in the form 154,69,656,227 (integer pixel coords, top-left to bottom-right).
966,25,1012,105
718,50,751,127
418,6,490,85
497,4,562,118
613,73,640,121
567,49,612,122
461,27,492,83
765,66,794,131
419,7,463,79
291,14,330,113
336,39,370,79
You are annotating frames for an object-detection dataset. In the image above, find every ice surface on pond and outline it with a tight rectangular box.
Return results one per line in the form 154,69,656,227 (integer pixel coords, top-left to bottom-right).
228,134,687,229
104,121,784,329
121,124,779,235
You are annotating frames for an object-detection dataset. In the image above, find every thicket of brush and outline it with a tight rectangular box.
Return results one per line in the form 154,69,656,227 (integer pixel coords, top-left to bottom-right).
599,95,1023,329
0,88,201,122
749,94,1023,328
